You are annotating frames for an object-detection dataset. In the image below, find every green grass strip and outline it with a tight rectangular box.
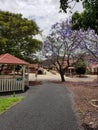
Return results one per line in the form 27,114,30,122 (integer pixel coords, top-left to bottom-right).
0,96,24,114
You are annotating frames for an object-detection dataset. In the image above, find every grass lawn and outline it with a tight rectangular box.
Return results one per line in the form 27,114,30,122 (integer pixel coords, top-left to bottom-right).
0,96,24,114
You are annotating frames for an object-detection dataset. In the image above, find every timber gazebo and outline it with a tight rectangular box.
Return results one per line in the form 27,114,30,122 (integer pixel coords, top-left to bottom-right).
0,53,29,92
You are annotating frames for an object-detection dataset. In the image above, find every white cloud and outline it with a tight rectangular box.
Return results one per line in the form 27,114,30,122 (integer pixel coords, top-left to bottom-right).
0,0,83,36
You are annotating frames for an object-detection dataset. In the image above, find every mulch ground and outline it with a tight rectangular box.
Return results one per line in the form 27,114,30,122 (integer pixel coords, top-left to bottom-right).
64,81,98,130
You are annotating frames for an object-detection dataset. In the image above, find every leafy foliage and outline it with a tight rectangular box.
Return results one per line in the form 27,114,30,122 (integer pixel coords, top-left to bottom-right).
60,0,95,13
60,0,84,13
0,11,42,62
75,57,86,76
71,0,98,34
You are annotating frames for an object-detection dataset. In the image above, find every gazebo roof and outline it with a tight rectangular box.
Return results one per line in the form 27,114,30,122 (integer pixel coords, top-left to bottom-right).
0,53,29,65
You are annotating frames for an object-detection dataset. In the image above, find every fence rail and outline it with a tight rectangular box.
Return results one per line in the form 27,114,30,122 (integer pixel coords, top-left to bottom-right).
0,77,25,92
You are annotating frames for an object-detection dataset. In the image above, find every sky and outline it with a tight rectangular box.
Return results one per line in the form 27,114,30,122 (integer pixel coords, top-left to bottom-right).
0,0,83,36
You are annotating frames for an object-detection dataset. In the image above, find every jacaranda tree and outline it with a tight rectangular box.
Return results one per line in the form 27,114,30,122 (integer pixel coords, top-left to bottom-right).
43,20,84,82
77,29,98,61
43,20,98,82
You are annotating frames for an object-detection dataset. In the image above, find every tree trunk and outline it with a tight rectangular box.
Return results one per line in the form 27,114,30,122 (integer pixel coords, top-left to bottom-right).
60,73,65,82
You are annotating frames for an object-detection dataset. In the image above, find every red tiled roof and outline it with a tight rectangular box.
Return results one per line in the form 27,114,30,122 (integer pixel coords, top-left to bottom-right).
0,53,29,65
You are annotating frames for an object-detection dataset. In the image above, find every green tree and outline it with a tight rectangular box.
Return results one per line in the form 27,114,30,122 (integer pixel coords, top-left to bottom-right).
75,57,86,76
0,11,41,61
60,0,95,13
71,0,98,34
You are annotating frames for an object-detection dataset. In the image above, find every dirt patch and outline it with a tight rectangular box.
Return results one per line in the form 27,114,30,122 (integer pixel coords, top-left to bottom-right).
64,81,98,130
29,81,42,86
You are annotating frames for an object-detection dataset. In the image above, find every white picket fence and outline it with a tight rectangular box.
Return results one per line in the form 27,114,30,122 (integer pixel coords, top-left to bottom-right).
0,77,25,92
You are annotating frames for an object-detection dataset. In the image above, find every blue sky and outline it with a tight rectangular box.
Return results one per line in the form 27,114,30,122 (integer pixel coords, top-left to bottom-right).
0,0,83,35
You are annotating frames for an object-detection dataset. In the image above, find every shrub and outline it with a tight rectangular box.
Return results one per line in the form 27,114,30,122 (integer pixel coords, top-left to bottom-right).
75,58,87,76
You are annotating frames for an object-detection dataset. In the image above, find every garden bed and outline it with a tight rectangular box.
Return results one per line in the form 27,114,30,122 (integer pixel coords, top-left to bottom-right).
65,81,98,129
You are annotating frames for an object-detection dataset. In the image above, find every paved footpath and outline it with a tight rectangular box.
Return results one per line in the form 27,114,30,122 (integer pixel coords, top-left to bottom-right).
0,82,80,130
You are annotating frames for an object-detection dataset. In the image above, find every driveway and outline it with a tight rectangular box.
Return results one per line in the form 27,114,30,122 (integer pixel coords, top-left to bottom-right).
0,82,80,130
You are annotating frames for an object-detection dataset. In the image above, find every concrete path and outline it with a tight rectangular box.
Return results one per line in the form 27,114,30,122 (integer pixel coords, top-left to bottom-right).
29,71,96,82
0,82,80,130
